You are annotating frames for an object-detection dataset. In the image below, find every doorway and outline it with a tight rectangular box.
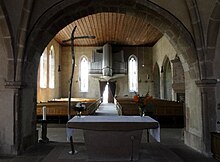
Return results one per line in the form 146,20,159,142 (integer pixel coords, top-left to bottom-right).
103,83,109,103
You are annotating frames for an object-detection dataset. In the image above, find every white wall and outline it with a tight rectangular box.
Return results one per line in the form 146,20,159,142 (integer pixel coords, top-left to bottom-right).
37,39,61,102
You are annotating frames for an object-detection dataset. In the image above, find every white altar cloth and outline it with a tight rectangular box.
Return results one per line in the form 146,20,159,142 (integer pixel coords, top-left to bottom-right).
67,115,160,142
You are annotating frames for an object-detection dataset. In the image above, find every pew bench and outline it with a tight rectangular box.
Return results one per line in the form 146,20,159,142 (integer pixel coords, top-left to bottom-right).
115,97,184,127
37,98,101,123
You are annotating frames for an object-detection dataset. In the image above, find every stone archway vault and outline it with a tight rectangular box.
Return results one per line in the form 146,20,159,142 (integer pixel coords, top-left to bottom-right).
11,0,208,155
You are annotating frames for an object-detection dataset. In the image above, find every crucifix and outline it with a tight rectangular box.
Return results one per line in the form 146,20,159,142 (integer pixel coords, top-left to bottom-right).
62,26,95,120
63,26,95,155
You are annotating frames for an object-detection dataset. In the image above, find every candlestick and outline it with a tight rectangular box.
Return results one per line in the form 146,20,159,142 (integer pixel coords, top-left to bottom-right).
43,106,46,120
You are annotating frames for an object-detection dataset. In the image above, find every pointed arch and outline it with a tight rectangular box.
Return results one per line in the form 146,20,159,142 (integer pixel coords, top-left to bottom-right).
128,55,138,92
80,55,89,92
160,56,172,100
39,48,47,88
207,1,220,77
0,4,13,81
49,45,55,89
19,0,205,154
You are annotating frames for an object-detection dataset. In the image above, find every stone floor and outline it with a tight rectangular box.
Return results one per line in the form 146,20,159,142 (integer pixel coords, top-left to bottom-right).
0,104,218,162
0,125,218,162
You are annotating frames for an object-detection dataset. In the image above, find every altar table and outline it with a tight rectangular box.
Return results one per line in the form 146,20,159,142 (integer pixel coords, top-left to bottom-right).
67,116,160,161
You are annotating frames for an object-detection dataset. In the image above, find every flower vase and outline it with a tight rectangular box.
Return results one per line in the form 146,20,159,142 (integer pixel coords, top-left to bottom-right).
139,108,145,117
76,111,82,117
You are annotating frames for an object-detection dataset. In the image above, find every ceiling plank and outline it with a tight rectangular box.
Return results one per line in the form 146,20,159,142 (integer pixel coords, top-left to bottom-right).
55,12,162,46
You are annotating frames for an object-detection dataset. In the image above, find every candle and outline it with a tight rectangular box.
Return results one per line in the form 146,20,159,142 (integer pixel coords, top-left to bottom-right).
43,106,46,120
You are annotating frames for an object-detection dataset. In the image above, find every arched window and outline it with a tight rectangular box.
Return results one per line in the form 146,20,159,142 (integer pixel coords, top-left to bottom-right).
128,55,138,92
80,56,89,92
49,46,55,89
40,48,47,88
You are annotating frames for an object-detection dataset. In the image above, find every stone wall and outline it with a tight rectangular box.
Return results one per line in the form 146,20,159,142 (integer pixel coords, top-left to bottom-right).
37,37,188,105
0,25,8,89
61,46,101,98
215,30,220,131
0,17,17,154
152,36,207,153
152,36,177,100
0,90,15,154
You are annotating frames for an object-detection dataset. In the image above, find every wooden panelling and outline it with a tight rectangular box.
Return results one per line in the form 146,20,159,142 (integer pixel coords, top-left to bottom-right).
55,12,162,46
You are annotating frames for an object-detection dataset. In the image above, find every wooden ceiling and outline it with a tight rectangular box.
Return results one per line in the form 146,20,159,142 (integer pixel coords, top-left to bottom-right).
55,12,163,46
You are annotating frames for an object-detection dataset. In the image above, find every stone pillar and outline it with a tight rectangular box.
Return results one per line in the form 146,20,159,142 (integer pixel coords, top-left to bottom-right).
171,56,185,102
196,79,217,155
3,81,24,155
160,66,165,99
4,80,38,154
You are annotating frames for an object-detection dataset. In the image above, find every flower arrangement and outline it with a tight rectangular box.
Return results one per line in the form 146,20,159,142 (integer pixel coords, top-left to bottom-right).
133,94,139,103
133,92,154,116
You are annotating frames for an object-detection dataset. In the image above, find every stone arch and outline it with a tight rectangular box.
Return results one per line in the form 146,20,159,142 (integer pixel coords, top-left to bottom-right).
0,0,33,82
19,0,204,153
171,55,185,101
161,56,172,100
153,63,160,98
0,4,14,81
205,0,220,155
207,0,220,77
22,0,200,107
24,0,198,77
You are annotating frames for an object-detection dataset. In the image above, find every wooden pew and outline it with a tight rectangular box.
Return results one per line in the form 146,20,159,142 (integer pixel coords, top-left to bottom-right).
115,98,139,116
153,99,184,117
115,97,184,127
37,98,101,123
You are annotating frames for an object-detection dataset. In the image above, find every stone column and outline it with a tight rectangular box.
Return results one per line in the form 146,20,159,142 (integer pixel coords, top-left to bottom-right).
196,79,217,155
160,66,165,99
4,81,24,155
171,56,185,102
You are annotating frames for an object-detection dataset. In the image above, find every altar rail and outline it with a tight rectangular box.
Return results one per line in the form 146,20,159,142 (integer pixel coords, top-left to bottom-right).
37,98,101,123
115,97,184,127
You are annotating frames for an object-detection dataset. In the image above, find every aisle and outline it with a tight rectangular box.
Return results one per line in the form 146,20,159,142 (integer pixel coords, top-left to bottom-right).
95,103,118,116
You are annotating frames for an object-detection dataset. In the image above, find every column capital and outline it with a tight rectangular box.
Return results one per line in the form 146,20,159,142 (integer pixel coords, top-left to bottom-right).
4,81,25,89
195,79,217,87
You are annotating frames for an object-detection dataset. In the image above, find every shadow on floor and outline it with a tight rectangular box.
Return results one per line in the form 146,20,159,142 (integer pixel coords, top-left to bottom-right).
0,126,218,162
